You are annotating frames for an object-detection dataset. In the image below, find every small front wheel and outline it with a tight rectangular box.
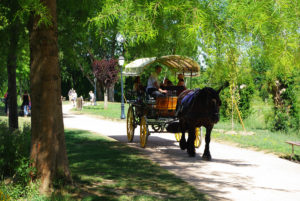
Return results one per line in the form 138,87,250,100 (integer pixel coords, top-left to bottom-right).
194,127,202,148
126,106,135,142
140,116,149,148
175,133,182,142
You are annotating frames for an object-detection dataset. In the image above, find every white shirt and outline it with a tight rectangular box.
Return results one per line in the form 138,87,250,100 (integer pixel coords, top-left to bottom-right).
147,72,159,90
89,93,94,100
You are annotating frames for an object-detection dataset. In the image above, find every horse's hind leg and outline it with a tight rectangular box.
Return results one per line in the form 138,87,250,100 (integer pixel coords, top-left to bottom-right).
179,131,187,150
187,128,196,157
202,126,212,161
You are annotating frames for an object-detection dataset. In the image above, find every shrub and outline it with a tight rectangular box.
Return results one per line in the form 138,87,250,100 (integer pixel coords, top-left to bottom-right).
0,121,45,200
0,121,31,180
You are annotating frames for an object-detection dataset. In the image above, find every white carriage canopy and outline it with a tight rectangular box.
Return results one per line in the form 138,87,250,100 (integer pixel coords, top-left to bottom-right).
124,55,201,77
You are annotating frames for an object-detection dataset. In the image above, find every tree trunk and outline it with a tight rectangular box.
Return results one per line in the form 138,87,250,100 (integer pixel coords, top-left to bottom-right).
108,84,114,102
97,81,103,100
104,88,108,109
29,0,71,193
7,22,19,130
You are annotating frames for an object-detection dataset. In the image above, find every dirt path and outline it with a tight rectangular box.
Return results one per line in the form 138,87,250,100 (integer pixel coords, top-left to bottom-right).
63,104,300,201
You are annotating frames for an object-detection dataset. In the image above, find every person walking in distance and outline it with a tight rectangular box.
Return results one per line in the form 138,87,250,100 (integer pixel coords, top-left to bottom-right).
22,90,31,117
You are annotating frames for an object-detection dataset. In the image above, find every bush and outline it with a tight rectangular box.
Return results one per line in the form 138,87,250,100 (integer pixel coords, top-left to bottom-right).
0,121,31,180
219,84,254,121
0,181,45,201
0,120,46,200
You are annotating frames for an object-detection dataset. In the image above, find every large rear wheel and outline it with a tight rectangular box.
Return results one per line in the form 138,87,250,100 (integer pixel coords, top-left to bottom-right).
140,116,149,148
126,106,135,142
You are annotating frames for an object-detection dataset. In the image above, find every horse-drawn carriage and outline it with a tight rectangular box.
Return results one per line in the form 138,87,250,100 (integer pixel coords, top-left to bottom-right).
124,55,203,148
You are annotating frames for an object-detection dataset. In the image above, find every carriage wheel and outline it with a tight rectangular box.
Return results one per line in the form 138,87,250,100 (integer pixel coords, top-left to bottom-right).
126,106,135,142
140,116,149,148
194,127,202,148
175,133,182,142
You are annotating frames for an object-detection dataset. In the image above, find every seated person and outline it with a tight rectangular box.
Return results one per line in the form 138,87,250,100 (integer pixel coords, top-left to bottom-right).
176,74,186,96
161,77,173,88
133,76,144,95
177,74,185,87
146,65,167,98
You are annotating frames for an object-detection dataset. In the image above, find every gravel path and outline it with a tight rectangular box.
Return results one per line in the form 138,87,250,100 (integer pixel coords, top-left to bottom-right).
63,105,300,201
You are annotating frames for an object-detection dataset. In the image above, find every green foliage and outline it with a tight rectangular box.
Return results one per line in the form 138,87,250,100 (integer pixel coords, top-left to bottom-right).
0,121,31,179
0,181,46,201
17,0,52,27
0,120,43,200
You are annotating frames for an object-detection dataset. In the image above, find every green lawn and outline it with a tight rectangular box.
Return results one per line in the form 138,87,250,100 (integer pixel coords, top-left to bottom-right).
213,123,300,160
212,96,300,161
0,104,31,127
0,127,208,200
63,129,208,200
71,101,129,120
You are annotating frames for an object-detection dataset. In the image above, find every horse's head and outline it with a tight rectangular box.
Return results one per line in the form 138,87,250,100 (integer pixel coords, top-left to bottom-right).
194,87,222,123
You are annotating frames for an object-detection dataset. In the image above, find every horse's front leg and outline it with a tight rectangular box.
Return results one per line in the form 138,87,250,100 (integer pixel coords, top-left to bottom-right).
179,130,187,150
179,121,187,150
187,127,196,157
202,125,213,161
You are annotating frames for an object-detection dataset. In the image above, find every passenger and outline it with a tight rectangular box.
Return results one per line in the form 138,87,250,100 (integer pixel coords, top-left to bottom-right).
161,77,173,88
133,76,144,95
177,74,185,87
146,65,167,98
176,74,186,96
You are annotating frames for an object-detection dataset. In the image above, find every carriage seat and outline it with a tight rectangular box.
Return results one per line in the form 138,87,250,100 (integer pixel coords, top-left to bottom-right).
161,86,186,96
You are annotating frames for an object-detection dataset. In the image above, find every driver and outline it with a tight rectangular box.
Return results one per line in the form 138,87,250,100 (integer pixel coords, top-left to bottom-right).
146,65,167,98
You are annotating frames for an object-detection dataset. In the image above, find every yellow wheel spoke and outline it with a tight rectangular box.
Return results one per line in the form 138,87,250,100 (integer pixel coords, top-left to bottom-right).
140,116,148,148
194,127,202,148
126,106,135,142
175,133,182,142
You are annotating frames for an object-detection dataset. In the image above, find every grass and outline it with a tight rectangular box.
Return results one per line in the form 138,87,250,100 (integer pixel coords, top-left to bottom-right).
213,123,300,160
71,101,129,120
0,127,208,200
0,104,31,126
213,96,300,161
63,129,208,200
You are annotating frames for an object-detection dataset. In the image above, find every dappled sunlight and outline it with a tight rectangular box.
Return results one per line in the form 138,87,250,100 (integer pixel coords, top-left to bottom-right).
65,129,208,200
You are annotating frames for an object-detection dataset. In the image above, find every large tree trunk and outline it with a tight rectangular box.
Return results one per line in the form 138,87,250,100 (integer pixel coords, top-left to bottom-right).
29,0,71,193
97,81,103,100
7,22,19,130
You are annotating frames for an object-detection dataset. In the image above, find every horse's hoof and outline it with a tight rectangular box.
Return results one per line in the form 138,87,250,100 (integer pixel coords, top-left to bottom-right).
180,142,187,150
180,144,187,150
188,152,196,157
187,148,196,157
202,154,212,161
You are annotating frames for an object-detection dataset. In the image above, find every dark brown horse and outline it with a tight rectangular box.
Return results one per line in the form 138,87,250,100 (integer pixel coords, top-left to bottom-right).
167,87,222,160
